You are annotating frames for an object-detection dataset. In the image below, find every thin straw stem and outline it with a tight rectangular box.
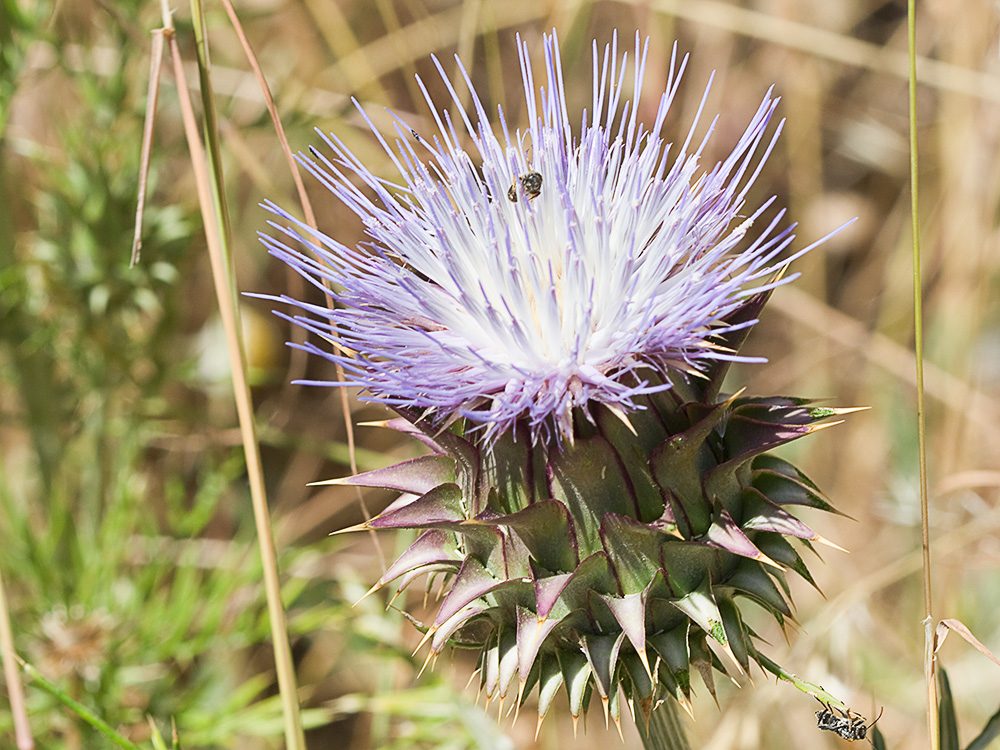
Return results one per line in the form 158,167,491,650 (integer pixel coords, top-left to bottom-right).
216,0,316,230
157,3,305,748
907,1,936,748
215,0,383,567
0,567,33,749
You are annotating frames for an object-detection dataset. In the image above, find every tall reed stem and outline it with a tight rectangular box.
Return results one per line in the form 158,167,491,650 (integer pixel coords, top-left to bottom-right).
906,1,936,748
156,3,305,748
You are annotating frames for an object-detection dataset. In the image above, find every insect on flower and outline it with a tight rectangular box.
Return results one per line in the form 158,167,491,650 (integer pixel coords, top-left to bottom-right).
815,702,884,742
507,170,543,202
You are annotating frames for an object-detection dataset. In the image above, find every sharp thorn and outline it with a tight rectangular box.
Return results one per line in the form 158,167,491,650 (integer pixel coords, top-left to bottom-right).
465,667,481,691
329,520,373,535
812,534,849,553
638,648,653,681
828,406,871,416
308,476,353,487
755,550,784,571
386,586,404,607
412,626,435,656
606,404,638,435
806,419,845,433
415,648,435,678
678,696,695,720
719,642,746,678
353,581,384,606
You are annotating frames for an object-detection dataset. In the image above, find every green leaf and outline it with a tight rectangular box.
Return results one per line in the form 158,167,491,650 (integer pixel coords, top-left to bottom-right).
702,501,770,561
689,634,720,700
669,582,724,645
723,414,810,463
456,520,522,577
732,397,819,425
740,488,818,541
939,669,961,750
534,553,616,624
658,540,717,595
620,650,656,702
609,681,622,730
496,624,520,701
482,628,502,699
965,702,1000,750
670,582,744,677
430,600,493,653
375,530,462,588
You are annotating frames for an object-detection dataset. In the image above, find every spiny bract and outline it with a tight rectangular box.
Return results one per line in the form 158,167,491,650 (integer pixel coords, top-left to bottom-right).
261,30,850,734
332,297,850,733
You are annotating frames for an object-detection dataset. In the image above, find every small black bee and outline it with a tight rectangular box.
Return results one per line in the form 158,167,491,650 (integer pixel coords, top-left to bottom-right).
507,171,543,202
815,702,883,742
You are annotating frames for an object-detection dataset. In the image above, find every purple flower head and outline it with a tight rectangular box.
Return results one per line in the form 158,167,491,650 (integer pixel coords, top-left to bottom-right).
260,30,832,444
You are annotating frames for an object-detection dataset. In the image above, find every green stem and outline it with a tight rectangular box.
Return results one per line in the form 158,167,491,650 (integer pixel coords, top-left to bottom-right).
20,660,140,750
638,700,689,750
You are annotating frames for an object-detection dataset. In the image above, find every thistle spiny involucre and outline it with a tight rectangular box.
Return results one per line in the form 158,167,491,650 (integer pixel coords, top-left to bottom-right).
261,30,850,733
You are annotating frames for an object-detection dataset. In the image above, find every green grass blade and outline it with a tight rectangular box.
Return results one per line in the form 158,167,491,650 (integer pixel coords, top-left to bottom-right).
965,704,1000,750
938,669,960,750
21,660,142,750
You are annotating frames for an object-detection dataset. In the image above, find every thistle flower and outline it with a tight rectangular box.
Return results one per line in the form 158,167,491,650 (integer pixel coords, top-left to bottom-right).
261,30,849,733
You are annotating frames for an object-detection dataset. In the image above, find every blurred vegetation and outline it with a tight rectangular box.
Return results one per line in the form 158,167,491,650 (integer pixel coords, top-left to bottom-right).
1,0,999,748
